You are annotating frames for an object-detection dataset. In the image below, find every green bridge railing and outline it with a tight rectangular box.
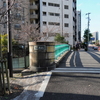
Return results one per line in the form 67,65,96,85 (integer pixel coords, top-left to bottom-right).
55,44,70,59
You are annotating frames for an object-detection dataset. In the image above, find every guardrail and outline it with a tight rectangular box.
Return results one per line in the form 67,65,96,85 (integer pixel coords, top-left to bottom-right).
55,44,70,59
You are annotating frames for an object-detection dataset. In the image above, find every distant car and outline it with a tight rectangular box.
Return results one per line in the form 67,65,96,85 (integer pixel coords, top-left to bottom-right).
94,46,98,50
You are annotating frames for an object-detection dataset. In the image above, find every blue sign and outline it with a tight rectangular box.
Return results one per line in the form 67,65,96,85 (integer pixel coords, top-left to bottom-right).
90,37,95,40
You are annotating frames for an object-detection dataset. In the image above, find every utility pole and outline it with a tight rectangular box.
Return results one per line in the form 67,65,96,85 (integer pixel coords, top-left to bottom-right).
62,0,63,36
6,0,13,77
86,12,91,51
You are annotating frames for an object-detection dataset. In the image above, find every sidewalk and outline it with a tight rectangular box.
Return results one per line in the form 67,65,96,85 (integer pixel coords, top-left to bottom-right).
10,71,51,100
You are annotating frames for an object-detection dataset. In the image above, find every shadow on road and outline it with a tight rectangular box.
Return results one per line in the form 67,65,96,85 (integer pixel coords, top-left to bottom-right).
59,51,84,68
88,52,100,63
40,92,100,100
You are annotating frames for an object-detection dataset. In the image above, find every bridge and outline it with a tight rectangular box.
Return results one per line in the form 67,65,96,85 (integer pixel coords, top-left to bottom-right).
40,47,100,100
54,47,100,73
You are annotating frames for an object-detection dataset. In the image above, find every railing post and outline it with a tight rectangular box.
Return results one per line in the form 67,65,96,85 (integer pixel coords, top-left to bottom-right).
24,44,27,69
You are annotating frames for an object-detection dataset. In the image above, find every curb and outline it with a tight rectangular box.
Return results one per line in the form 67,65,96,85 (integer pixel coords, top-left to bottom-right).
55,50,70,67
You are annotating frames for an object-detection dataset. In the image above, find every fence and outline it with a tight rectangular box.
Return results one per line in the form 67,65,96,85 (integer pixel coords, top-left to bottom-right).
55,44,70,59
12,44,29,69
0,44,70,69
0,44,29,69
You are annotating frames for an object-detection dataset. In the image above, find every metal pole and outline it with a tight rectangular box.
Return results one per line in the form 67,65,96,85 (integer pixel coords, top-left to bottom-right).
62,0,63,36
86,13,91,51
6,0,13,77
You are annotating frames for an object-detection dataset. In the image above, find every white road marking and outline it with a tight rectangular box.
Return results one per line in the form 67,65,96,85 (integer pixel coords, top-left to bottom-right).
35,72,52,100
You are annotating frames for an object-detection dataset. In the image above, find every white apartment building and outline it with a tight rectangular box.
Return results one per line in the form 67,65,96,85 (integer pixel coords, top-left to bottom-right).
39,0,77,46
77,10,81,42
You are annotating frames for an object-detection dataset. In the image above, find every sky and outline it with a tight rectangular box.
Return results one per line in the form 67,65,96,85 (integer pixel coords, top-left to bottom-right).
77,0,100,40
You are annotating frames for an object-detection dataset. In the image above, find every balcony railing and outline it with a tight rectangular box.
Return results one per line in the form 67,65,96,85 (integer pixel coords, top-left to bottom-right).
30,14,38,19
30,5,38,10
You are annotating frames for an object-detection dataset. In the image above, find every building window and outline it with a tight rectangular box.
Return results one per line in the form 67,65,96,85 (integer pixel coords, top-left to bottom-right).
55,23,60,26
48,22,54,25
3,2,6,7
48,3,60,7
64,5,69,9
14,3,18,8
55,13,60,16
64,14,69,18
43,21,47,25
48,12,54,16
15,13,21,20
48,3,53,6
48,12,60,17
48,22,60,26
4,24,6,28
43,2,46,6
43,12,46,16
64,23,69,27
54,4,60,7
14,24,21,30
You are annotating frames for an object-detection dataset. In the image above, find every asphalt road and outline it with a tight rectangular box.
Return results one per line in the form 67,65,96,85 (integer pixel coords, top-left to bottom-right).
40,48,100,100
40,73,100,100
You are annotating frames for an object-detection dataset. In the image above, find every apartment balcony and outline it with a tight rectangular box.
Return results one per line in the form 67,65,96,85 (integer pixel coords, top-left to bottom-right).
30,5,38,10
30,14,38,19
